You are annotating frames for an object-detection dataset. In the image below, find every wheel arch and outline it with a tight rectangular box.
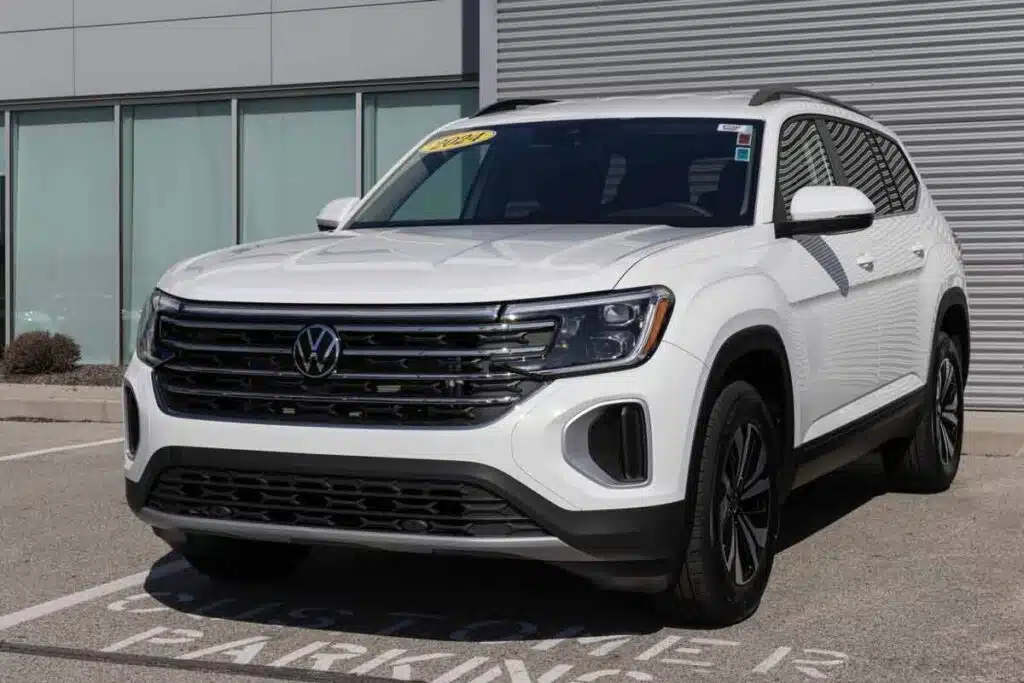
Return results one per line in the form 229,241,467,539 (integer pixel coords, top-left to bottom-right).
934,286,970,382
684,324,798,518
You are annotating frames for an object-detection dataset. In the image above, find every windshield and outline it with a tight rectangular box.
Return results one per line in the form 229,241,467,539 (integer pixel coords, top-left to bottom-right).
347,117,764,229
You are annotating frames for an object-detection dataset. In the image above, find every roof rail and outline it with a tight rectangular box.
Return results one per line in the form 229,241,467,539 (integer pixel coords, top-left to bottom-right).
748,86,870,119
471,98,558,118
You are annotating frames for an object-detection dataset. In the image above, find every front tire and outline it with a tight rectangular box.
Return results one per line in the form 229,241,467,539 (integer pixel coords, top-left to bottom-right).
883,331,965,493
177,533,312,584
659,380,781,627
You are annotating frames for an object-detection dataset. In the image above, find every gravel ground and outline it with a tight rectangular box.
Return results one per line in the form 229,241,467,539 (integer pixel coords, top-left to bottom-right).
0,364,124,387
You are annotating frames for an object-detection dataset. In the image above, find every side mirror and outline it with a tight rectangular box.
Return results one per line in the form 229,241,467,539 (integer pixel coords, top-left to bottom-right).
776,186,875,238
316,196,360,232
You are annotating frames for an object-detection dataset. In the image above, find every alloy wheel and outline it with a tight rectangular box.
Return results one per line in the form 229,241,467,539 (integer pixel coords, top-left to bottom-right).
934,357,961,466
716,422,772,587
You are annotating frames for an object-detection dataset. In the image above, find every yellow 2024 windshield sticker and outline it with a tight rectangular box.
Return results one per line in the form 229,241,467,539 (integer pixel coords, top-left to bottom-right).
419,129,496,154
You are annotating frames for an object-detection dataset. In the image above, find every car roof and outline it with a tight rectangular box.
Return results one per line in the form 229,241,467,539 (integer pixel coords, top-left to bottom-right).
437,91,897,140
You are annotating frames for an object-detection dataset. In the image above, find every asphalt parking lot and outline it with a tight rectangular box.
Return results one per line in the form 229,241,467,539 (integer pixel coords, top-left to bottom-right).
1,421,1022,683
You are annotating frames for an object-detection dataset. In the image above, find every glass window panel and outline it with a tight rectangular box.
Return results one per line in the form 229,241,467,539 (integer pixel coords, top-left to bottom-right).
873,132,920,212
121,101,232,362
776,119,836,219
13,108,117,364
240,95,357,243
825,120,894,216
363,88,478,187
1,118,6,347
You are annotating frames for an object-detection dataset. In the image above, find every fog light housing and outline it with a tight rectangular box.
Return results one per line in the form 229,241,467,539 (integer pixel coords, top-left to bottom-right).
564,401,650,486
123,382,140,459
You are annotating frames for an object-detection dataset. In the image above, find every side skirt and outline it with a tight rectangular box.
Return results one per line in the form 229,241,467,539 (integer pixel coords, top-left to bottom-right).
791,387,926,489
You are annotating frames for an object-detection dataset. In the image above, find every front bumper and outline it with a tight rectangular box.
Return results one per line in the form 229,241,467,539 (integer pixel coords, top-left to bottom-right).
122,341,706,590
127,446,686,591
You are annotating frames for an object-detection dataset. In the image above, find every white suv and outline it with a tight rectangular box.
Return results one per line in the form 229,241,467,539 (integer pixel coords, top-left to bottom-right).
123,86,970,626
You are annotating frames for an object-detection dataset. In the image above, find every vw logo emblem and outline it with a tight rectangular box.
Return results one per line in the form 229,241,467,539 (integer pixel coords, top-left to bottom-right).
293,324,342,379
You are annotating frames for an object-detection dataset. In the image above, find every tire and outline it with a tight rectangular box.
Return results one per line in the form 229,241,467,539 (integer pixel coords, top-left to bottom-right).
658,380,782,627
177,533,312,584
883,331,965,493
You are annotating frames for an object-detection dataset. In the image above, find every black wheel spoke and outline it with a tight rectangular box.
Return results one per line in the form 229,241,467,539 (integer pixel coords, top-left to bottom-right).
717,420,773,587
731,429,748,484
934,357,961,467
741,424,763,486
939,361,953,404
739,510,768,549
724,518,738,578
719,495,731,527
741,476,770,501
736,511,764,578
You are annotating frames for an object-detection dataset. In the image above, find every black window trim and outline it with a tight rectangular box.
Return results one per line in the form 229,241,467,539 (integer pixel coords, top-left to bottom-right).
815,114,921,218
772,112,921,223
772,113,845,223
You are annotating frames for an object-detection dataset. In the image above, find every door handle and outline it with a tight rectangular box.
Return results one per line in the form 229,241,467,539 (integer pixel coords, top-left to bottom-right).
856,254,874,270
911,243,925,257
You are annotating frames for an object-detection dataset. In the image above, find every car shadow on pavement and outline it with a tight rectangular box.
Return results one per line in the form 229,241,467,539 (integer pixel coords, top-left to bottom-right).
777,452,890,552
141,454,890,640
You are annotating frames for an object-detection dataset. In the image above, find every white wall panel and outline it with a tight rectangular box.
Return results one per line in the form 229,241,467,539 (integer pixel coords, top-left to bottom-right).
0,30,74,100
0,0,72,33
74,0,271,26
272,1,464,84
75,15,273,96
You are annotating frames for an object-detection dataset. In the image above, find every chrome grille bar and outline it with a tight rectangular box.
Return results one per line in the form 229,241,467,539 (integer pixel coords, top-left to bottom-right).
152,300,556,427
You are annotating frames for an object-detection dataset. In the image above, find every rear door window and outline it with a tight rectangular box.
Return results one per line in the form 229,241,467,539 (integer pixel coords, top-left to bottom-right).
824,120,896,217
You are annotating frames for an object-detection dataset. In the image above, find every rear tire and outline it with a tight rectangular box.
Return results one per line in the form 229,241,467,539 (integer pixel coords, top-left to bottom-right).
883,331,965,493
659,380,781,626
177,533,311,584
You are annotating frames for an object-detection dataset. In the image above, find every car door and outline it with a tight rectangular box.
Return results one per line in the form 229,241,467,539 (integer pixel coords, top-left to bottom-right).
821,119,927,393
766,116,882,444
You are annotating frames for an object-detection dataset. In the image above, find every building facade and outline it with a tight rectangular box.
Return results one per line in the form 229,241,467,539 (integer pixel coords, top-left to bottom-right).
480,0,1024,413
0,0,479,365
2,0,1022,413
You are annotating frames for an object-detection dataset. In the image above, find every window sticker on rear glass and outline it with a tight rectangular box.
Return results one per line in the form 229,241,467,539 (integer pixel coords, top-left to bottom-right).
736,131,752,146
718,123,753,134
735,146,751,162
419,129,497,154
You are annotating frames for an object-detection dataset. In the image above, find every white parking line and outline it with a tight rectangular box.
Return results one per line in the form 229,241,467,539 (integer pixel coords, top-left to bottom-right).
0,560,189,632
0,437,124,463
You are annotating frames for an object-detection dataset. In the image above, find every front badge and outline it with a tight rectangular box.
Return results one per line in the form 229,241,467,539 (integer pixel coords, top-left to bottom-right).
293,324,343,380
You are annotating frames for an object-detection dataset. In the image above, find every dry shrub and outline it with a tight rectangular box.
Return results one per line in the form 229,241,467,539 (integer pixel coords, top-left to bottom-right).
1,330,82,376
49,333,82,373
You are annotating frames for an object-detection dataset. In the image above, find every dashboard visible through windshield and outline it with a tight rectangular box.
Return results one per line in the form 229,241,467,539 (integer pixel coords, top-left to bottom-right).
347,117,764,229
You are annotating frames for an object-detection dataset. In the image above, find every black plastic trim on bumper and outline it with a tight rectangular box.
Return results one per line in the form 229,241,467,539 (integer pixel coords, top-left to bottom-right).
126,446,686,564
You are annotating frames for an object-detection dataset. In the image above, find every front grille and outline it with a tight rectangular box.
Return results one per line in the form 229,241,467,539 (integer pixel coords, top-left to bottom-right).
147,467,546,538
151,300,556,427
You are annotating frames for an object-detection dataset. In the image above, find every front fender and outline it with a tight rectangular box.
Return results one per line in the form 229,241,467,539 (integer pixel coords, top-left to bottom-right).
663,272,804,448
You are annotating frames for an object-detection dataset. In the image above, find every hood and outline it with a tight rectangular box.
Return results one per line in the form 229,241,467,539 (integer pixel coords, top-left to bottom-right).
158,224,730,305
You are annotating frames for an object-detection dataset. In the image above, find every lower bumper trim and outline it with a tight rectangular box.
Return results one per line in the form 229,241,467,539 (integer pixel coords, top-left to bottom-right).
138,508,602,563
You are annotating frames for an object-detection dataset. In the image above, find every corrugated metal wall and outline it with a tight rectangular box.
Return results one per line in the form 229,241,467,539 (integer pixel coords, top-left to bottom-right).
493,0,1024,411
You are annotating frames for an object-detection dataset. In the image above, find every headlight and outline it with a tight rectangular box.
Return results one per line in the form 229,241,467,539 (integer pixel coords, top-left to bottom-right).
502,286,674,377
136,289,181,367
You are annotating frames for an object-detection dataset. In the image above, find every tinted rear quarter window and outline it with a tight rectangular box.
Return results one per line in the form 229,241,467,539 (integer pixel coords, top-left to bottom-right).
872,133,920,212
824,120,895,216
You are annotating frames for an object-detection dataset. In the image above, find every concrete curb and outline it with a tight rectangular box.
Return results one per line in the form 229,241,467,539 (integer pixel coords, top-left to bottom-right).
0,384,121,423
0,383,1022,456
